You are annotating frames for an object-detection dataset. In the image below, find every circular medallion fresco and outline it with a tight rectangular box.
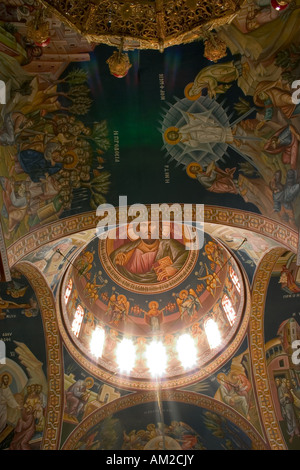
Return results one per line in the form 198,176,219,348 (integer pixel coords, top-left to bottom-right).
60,223,249,390
98,223,198,294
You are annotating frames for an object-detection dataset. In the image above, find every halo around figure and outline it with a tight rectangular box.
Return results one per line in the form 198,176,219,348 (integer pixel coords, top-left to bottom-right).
164,127,181,145
186,162,202,179
184,82,201,100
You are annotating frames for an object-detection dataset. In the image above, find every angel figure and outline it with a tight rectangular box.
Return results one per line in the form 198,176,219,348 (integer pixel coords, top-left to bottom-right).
174,289,202,321
196,264,221,297
0,296,38,320
204,241,225,267
110,295,130,326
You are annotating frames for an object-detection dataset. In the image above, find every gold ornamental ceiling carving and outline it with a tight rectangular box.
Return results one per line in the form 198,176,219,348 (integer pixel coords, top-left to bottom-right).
39,0,244,51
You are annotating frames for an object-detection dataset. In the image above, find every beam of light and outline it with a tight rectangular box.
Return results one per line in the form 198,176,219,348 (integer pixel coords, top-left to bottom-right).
146,340,167,377
176,334,197,369
204,318,221,349
116,338,136,374
90,327,105,359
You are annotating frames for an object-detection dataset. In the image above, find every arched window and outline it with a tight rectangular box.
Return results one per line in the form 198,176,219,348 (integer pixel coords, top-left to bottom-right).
71,305,84,337
204,318,221,349
222,294,237,326
64,279,73,305
229,266,241,293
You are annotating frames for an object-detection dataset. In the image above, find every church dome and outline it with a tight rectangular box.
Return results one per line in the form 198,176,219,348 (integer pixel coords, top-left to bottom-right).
60,222,249,390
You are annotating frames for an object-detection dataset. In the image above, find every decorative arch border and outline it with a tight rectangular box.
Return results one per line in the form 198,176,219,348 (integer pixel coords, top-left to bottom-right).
61,390,269,450
249,247,287,450
15,261,64,450
7,206,298,266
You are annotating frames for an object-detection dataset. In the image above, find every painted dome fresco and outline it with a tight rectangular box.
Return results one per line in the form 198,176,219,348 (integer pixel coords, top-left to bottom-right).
61,223,249,389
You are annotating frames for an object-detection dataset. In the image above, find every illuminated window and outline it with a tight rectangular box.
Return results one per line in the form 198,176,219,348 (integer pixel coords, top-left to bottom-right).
64,279,73,305
204,318,221,349
145,341,167,377
116,338,136,374
90,327,105,359
176,334,197,369
71,305,84,337
229,266,241,293
222,294,237,326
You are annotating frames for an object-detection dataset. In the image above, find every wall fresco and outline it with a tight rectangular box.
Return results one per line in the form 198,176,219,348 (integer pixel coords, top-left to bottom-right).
0,268,47,450
1,0,300,247
264,251,300,449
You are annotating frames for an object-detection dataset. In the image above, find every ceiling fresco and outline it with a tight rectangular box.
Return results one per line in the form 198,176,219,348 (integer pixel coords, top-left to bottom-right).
0,0,300,453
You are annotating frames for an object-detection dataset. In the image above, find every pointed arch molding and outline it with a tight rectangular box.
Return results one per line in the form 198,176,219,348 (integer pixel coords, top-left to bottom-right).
249,247,287,450
15,261,63,450
7,206,298,265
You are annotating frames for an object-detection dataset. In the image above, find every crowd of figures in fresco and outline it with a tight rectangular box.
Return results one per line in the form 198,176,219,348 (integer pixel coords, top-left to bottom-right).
0,0,111,245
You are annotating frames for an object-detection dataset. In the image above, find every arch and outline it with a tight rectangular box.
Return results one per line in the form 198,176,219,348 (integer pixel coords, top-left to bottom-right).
61,390,268,450
7,206,297,266
249,247,287,450
15,261,64,450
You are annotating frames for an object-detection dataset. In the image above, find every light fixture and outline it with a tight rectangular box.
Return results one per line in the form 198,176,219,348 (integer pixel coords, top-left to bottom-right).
176,334,197,369
146,340,167,377
116,338,136,374
90,327,105,359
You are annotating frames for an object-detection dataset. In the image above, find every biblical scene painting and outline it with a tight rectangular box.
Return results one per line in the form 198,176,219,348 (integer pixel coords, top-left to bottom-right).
1,0,300,249
264,252,300,449
61,347,129,444
0,269,47,450
185,338,263,436
61,396,264,450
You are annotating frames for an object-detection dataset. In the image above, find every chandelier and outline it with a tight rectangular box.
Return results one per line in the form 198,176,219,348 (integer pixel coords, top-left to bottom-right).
39,0,244,52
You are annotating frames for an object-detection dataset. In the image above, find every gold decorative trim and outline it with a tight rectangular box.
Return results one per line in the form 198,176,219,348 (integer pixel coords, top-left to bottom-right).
38,0,243,51
7,206,297,266
249,248,287,450
15,261,63,450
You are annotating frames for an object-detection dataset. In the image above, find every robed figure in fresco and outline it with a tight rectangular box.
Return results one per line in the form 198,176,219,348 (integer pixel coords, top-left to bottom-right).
109,223,189,283
110,237,188,283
